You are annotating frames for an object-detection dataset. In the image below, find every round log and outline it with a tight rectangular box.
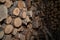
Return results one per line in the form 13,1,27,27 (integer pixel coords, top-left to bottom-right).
13,8,20,16
4,25,14,34
14,17,22,27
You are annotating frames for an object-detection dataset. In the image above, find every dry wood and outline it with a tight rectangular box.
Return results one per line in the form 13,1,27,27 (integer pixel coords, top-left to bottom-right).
27,23,32,29
14,17,22,27
26,31,32,40
27,10,32,17
25,16,31,23
0,0,5,2
0,5,8,22
5,16,12,24
18,33,25,40
17,26,24,32
4,25,14,34
13,8,20,16
22,11,27,19
26,0,31,10
12,28,18,35
22,7,27,12
3,35,12,40
22,20,27,25
0,31,4,39
18,1,26,9
12,38,19,40
4,0,13,8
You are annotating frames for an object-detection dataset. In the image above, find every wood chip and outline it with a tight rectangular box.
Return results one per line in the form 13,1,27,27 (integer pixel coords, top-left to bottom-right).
14,17,22,27
18,1,26,9
6,16,12,24
4,25,14,34
13,8,20,16
0,31,4,39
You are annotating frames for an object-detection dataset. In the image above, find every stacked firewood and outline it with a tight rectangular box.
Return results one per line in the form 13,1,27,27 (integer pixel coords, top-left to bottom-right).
0,0,59,40
0,0,34,40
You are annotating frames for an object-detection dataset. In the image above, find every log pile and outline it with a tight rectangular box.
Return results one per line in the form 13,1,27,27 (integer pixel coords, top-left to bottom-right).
0,0,59,40
0,0,33,40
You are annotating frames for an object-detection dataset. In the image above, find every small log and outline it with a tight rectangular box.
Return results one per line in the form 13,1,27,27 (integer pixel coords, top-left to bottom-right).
14,17,22,27
0,31,4,39
18,1,26,9
13,8,20,16
12,28,18,35
5,16,12,24
4,25,14,34
4,0,13,8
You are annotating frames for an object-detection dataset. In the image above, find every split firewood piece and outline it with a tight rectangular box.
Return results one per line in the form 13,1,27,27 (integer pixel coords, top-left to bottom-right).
18,1,26,9
0,0,5,3
3,35,12,40
27,10,32,17
13,8,20,16
18,33,26,40
4,25,14,34
0,5,8,22
22,20,27,25
12,38,19,40
22,11,27,19
1,23,6,29
14,17,22,27
22,7,27,12
0,31,4,39
12,28,18,35
20,11,27,19
26,0,31,10
25,16,31,23
17,26,24,32
5,16,12,24
4,0,13,8
27,23,32,29
26,31,32,40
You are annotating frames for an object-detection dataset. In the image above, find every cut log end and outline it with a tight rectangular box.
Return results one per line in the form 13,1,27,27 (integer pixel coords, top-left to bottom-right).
4,25,14,34
14,17,22,27
13,8,20,16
